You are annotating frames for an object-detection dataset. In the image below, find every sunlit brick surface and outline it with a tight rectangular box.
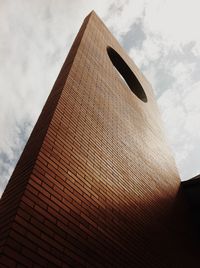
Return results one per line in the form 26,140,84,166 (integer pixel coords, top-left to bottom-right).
0,11,198,267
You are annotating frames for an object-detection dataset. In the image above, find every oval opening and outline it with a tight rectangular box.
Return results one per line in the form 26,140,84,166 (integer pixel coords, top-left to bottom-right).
107,46,147,103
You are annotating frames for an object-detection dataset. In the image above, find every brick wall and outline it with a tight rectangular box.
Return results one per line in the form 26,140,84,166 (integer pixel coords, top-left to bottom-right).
0,11,198,267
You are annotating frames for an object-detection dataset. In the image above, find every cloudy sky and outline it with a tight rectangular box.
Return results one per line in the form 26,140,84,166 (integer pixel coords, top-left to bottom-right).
1,0,200,196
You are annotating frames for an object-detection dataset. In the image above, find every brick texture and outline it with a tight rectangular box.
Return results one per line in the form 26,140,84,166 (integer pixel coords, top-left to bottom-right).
0,11,198,267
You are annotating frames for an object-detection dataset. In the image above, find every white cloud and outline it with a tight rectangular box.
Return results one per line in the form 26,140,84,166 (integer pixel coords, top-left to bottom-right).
144,0,200,46
158,64,200,180
105,0,146,39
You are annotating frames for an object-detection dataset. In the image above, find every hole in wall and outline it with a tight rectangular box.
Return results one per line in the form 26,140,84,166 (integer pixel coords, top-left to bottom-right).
107,46,148,103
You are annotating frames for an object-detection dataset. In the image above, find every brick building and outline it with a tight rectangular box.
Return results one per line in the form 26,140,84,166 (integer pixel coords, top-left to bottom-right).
0,11,198,267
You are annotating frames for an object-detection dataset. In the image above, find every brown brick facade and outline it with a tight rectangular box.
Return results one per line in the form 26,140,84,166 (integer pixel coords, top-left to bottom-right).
0,11,198,267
